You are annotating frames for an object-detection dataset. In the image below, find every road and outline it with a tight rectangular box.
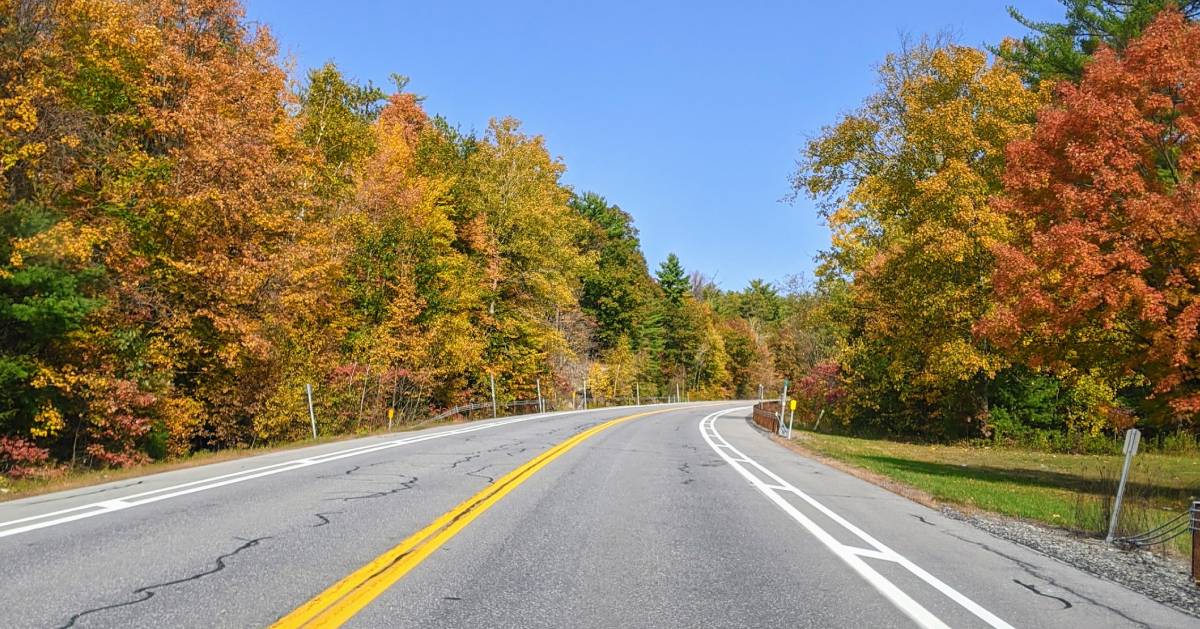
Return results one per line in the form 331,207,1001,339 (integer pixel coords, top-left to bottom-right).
0,403,1194,628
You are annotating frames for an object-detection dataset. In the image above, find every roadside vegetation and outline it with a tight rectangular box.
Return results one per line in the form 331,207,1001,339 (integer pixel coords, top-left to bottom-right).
791,429,1200,556
0,0,788,481
773,0,1200,556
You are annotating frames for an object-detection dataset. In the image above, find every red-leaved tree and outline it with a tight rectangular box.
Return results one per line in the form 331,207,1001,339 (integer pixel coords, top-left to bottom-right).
983,10,1200,426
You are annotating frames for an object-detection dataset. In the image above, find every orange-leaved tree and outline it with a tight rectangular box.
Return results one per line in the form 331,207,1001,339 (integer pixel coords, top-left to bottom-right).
984,10,1200,427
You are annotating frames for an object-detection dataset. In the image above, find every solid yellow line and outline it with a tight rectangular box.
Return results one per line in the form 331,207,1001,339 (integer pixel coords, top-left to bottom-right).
271,407,677,629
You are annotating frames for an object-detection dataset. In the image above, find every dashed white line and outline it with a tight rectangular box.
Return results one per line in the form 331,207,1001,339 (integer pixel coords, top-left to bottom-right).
700,407,1013,629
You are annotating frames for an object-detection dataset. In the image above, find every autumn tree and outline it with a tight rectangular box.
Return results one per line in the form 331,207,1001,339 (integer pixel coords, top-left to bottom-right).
0,0,309,465
985,10,1200,427
795,40,1046,436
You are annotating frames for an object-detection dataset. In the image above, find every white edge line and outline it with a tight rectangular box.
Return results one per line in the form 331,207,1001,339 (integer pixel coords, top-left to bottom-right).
0,404,685,538
700,407,1014,629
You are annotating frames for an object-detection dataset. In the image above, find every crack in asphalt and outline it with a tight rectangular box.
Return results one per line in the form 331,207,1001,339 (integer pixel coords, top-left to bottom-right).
311,511,342,528
56,537,269,628
945,530,1151,627
331,475,419,502
318,462,400,479
1015,579,1073,609
447,453,481,470
910,514,935,526
30,480,145,505
318,460,404,481
466,465,495,484
478,439,526,458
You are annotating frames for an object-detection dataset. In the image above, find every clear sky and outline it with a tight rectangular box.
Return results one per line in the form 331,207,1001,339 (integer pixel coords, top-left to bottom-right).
244,0,1063,291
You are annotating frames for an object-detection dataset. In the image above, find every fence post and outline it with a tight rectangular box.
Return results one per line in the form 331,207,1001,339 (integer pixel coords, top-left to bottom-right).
635,382,640,406
583,378,588,410
305,383,317,439
536,378,543,414
1107,428,1142,543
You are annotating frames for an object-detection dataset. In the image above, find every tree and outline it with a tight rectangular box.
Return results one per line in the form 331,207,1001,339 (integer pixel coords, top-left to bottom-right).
737,279,783,327
795,40,1045,435
296,63,386,211
0,0,309,464
657,253,689,305
1001,0,1200,84
571,192,656,353
984,10,1200,427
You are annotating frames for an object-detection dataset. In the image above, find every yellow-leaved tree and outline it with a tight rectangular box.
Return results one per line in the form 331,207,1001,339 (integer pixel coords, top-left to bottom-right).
794,41,1046,436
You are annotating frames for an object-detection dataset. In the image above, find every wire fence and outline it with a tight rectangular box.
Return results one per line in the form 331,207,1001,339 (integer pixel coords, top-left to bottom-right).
1115,506,1193,549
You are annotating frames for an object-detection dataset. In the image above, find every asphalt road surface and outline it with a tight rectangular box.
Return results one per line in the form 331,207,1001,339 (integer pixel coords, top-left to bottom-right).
1,403,1195,628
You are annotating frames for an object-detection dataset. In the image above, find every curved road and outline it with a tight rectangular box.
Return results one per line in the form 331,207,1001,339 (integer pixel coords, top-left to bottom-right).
0,403,1193,628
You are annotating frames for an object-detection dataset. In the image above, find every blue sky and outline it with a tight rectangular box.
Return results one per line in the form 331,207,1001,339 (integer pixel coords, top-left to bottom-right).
244,0,1063,291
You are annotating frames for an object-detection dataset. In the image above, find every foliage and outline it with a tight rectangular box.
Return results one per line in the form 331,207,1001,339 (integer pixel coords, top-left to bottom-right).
787,4,1200,444
1000,0,1200,84
571,192,656,353
984,10,1200,428
795,40,1048,437
0,0,785,477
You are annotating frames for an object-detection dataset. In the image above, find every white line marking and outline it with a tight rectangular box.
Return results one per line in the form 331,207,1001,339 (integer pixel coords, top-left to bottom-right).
700,407,1013,629
0,405,667,539
846,547,900,562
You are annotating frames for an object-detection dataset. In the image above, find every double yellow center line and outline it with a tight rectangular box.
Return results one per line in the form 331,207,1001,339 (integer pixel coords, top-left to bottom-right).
272,407,676,628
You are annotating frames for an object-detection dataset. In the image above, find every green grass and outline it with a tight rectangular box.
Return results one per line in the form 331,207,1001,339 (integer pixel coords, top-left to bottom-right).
792,430,1200,556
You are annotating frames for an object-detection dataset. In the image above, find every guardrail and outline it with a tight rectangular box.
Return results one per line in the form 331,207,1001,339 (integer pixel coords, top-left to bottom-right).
1193,501,1199,585
427,399,539,423
752,401,781,434
425,395,677,424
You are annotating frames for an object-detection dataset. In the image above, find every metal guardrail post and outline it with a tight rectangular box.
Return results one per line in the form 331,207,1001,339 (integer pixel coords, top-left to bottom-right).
1192,501,1199,585
1107,428,1142,543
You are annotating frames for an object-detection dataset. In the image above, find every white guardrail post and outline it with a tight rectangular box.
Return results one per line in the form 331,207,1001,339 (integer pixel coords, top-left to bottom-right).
305,383,317,439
